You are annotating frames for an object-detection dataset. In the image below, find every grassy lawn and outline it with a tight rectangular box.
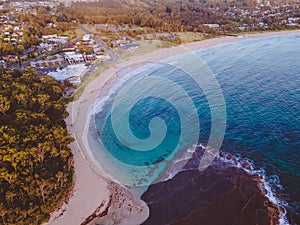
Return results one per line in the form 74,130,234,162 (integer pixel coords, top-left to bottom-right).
142,32,205,43
72,67,103,100
84,25,101,34
64,28,86,41
176,32,205,43
120,40,172,59
59,63,106,103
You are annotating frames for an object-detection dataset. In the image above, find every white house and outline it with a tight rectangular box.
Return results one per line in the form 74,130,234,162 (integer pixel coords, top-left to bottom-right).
64,52,85,64
96,54,111,60
47,36,68,44
82,34,90,42
42,34,58,39
203,24,220,29
67,76,82,85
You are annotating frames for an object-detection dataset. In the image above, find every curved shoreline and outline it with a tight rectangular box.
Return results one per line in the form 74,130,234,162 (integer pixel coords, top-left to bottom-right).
47,29,300,225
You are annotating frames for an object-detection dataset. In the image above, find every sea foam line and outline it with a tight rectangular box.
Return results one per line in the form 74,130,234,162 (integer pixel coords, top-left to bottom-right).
82,60,289,224
215,149,289,225
81,62,161,186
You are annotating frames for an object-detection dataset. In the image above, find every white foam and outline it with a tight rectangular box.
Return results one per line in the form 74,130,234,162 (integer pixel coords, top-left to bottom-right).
81,60,291,223
80,62,167,187
81,105,122,185
261,175,289,225
215,149,289,225
93,63,157,115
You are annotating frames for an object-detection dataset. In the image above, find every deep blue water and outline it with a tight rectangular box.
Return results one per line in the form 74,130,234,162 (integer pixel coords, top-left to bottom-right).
92,33,300,221
197,34,300,217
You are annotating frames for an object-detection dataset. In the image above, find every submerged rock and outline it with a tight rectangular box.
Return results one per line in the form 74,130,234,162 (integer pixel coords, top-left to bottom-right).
141,146,281,225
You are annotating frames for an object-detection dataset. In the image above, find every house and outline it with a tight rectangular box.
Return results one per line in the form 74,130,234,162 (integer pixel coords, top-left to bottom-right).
64,52,85,64
82,34,90,42
2,55,17,63
47,36,68,44
4,25,12,30
94,48,105,55
62,47,76,52
287,23,299,27
42,34,58,39
0,60,7,68
87,40,95,45
101,36,110,41
11,33,19,38
84,54,97,62
66,76,82,85
47,23,55,28
30,55,66,67
96,54,111,60
287,17,299,23
38,43,55,52
203,24,220,29
119,43,139,51
63,88,76,97
26,48,39,57
16,31,23,37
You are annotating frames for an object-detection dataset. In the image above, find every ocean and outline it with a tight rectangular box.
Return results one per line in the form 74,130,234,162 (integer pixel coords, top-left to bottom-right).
198,34,300,222
87,33,300,224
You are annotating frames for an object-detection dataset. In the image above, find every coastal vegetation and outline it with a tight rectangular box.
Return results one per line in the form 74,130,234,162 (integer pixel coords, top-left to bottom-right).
0,67,74,224
0,5,76,66
0,1,299,224
60,0,300,34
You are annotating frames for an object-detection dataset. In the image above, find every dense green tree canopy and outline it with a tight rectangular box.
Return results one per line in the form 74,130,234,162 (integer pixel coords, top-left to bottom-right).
0,67,73,225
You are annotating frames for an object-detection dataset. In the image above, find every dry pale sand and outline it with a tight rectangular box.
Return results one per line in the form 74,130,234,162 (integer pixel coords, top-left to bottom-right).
46,29,300,225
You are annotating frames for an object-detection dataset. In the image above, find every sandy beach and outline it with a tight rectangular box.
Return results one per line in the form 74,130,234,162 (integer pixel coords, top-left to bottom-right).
46,29,300,225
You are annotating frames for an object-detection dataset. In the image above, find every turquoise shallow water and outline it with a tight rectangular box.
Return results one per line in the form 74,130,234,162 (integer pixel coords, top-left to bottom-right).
92,33,300,221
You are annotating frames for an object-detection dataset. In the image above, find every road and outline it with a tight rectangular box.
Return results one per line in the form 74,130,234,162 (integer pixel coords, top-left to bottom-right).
11,38,80,70
79,24,121,64
12,25,120,79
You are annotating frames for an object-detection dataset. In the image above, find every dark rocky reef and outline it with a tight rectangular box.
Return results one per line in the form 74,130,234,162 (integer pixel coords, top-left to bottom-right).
141,146,281,225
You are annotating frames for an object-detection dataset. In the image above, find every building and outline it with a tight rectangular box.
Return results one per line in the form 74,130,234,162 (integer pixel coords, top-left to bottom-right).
119,43,139,51
62,47,76,52
82,34,90,42
203,24,220,28
2,55,17,63
47,36,68,44
47,64,87,82
42,34,58,39
30,55,66,67
66,76,82,85
96,54,111,61
0,60,7,68
64,52,85,64
84,54,97,62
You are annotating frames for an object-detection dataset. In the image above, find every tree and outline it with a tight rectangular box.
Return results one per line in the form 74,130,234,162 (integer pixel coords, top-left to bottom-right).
36,94,50,112
0,95,10,115
16,45,25,68
0,68,74,224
